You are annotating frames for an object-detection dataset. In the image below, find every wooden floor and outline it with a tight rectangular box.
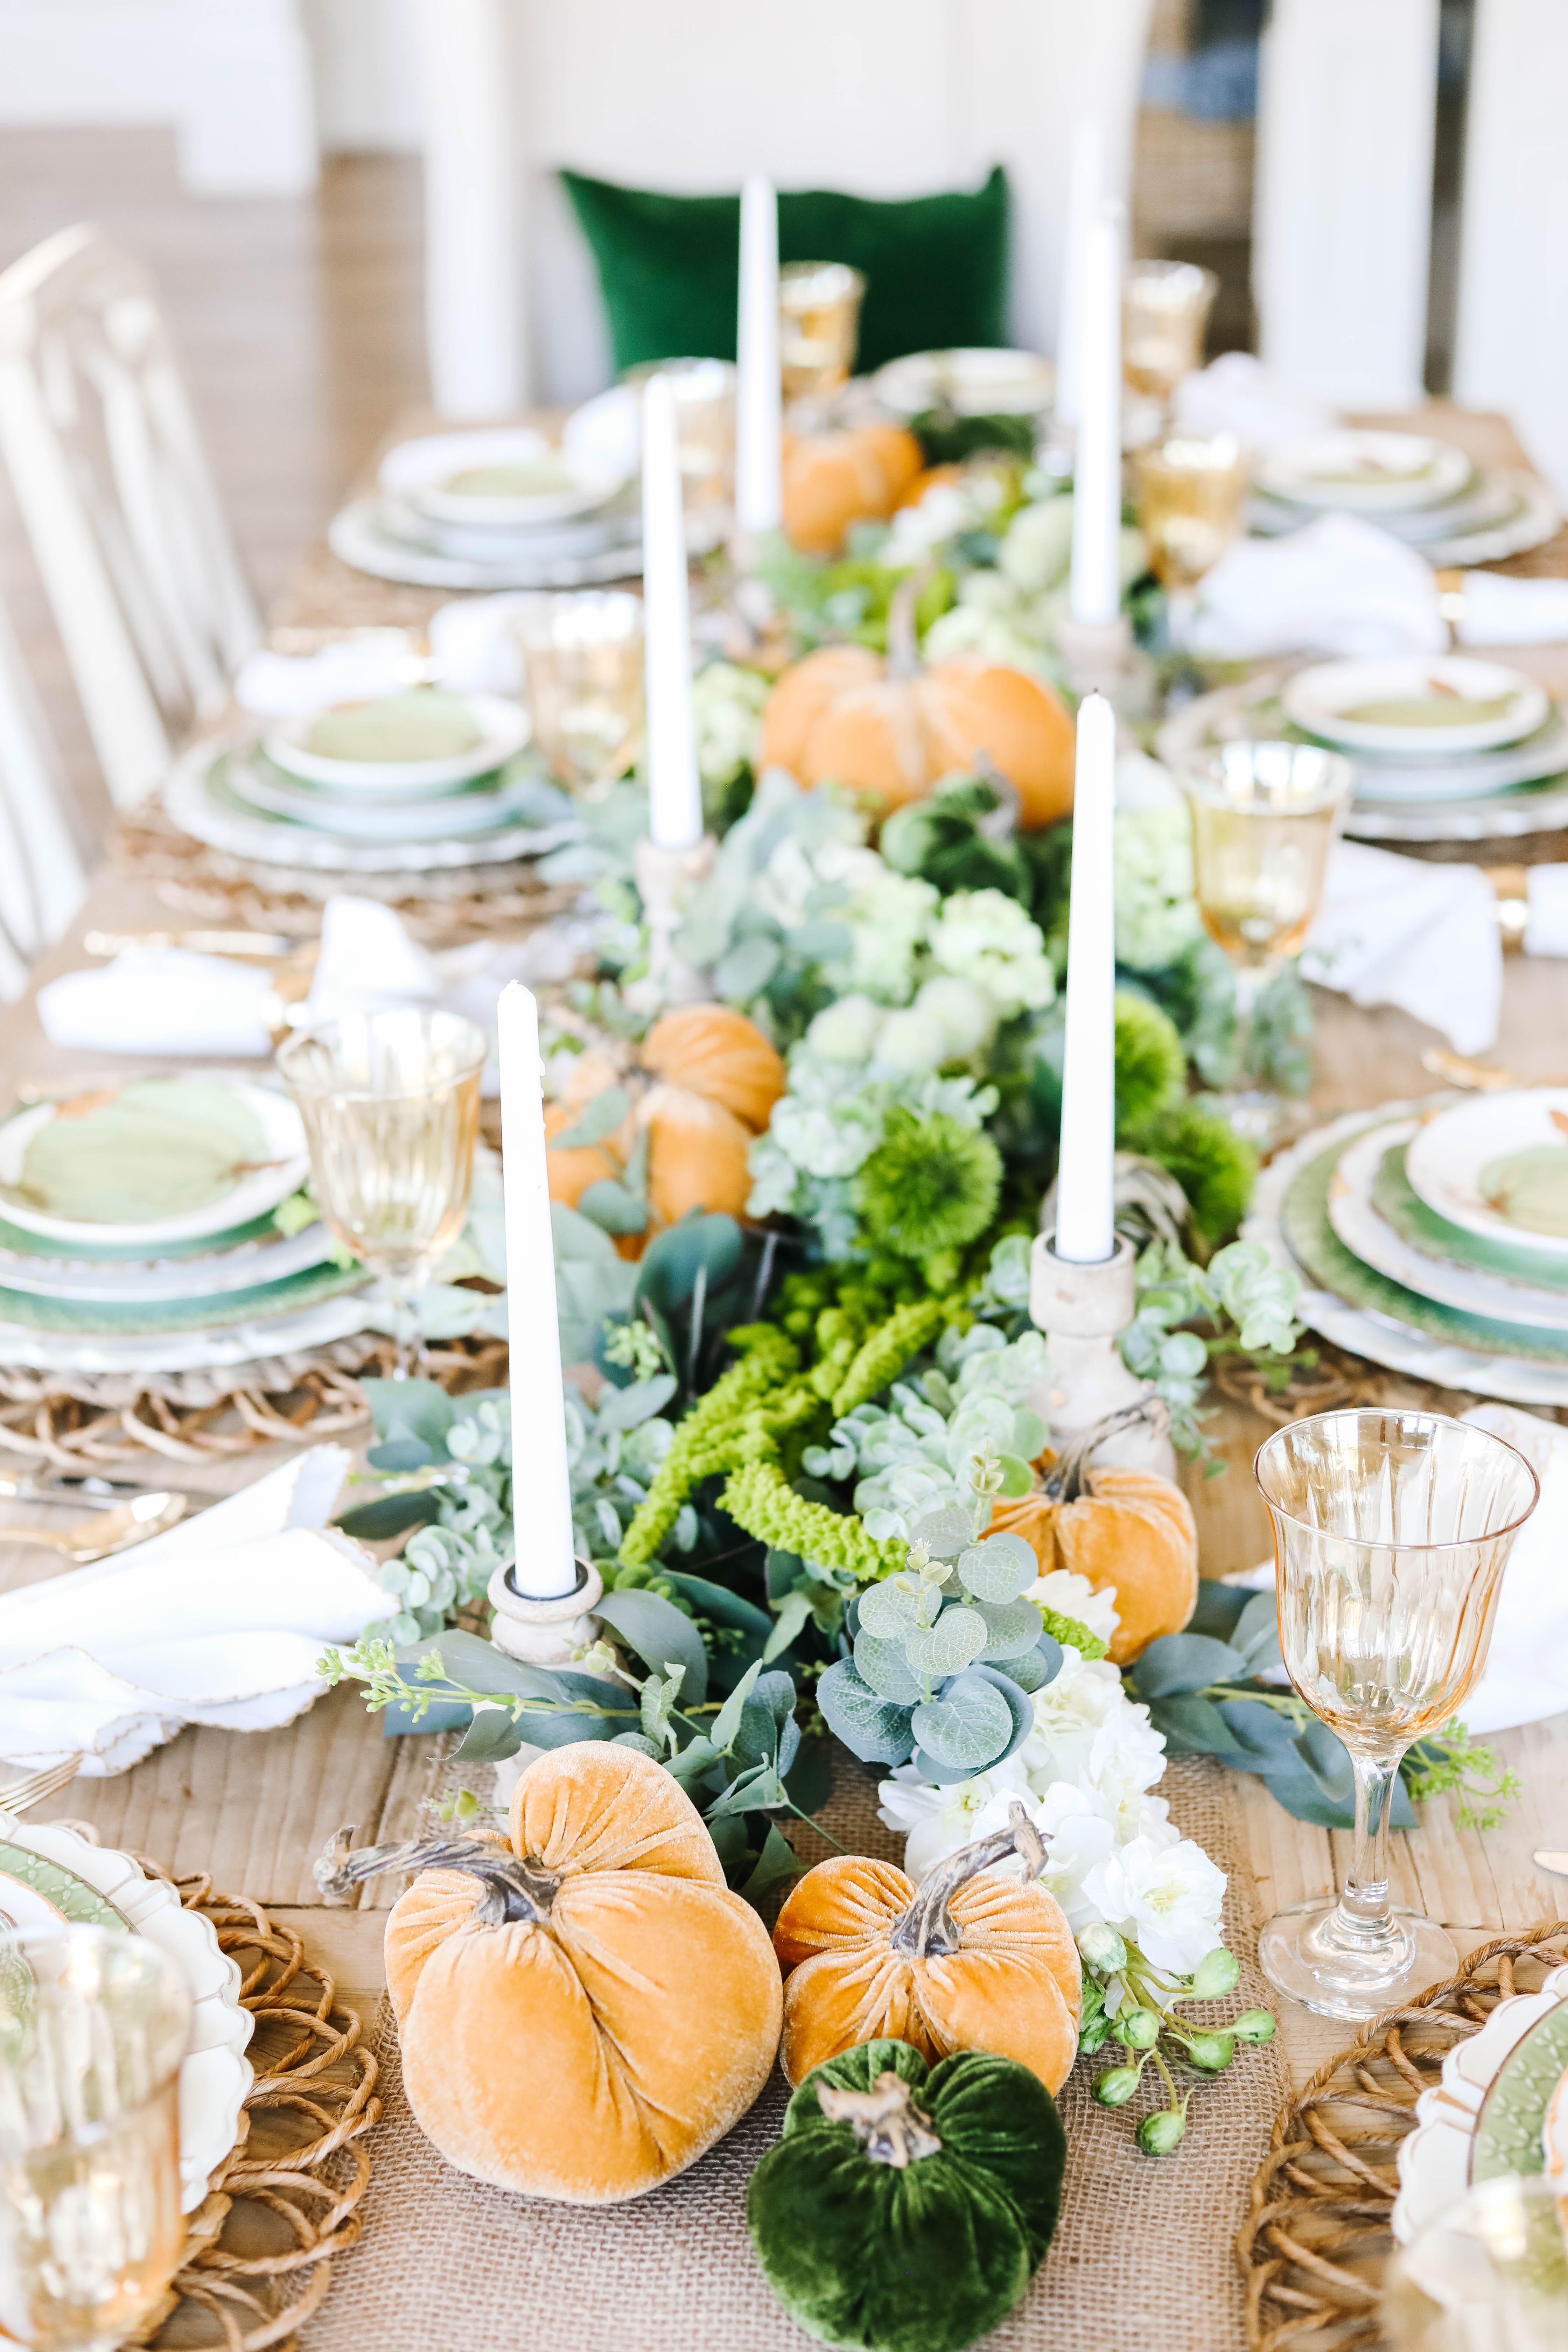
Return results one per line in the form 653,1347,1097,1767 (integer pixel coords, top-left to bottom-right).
0,130,428,843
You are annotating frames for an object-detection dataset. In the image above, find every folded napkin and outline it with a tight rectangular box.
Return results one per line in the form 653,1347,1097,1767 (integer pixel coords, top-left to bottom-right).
234,596,534,713
1453,567,1568,649
1185,514,1451,661
0,1448,396,1774
1301,840,1504,1056
1172,352,1335,451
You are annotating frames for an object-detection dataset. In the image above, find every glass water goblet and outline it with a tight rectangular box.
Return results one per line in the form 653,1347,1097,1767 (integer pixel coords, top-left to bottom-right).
1177,740,1355,1147
1254,1409,1538,2022
0,1925,191,2352
778,261,866,403
1134,432,1248,636
511,590,645,795
1122,257,1219,416
277,1008,486,1378
1382,2175,1568,2352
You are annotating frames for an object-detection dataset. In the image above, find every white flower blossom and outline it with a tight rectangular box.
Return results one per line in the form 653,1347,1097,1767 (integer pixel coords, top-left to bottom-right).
1031,1567,1121,1647
768,1095,882,1180
691,660,769,789
1018,1647,1166,1821
928,889,1056,1018
872,1004,951,1074
1114,805,1202,973
912,974,996,1060
1081,1833,1227,1975
805,993,886,1064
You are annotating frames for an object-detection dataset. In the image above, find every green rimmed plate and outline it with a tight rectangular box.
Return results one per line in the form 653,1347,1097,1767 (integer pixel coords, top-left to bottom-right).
1473,1999,1568,2185
0,1840,128,1934
1373,1140,1568,1293
1281,1136,1568,1365
1329,1121,1568,1329
0,1255,367,1337
0,1202,286,1265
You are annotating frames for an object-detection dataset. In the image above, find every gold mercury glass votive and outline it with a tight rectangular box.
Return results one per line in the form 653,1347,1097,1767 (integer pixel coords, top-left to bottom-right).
622,357,736,515
778,261,866,402
511,589,645,796
1122,257,1219,411
1134,433,1248,593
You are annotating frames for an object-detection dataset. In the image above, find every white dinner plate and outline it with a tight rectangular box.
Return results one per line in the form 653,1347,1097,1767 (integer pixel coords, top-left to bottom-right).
1546,2062,1568,2186
1394,1966,1568,2243
328,494,653,590
1283,657,1548,757
0,1284,386,1376
1406,1091,1568,1260
873,346,1055,419
1329,1121,1568,1330
1256,431,1473,513
380,425,629,527
0,1217,332,1303
0,1080,308,1251
265,690,528,792
227,754,541,842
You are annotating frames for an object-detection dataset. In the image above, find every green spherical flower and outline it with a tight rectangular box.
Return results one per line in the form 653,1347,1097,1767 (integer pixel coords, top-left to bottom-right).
855,1107,1003,1262
1125,1099,1257,1246
1113,991,1187,1138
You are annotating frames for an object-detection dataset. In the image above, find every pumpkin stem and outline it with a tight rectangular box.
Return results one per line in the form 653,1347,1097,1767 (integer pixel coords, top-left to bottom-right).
1041,1398,1171,1505
817,2070,943,2167
885,560,937,681
888,1800,1050,1960
315,1825,561,1926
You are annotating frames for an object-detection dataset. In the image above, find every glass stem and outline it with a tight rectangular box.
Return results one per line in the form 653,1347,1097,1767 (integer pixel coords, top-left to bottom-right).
384,1280,424,1381
1230,960,1273,1087
1337,1750,1404,1949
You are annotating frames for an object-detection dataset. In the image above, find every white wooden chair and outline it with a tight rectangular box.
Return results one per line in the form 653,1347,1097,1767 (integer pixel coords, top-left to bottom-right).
413,0,1157,416
0,591,88,1002
0,225,262,813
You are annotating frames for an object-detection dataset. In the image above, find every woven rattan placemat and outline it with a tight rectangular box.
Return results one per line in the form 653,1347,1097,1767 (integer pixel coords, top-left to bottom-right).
1237,1922,1568,2351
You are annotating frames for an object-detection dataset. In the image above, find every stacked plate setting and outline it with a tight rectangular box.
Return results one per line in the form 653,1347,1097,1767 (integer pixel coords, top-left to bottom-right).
164,684,578,877
1246,1091,1568,1406
0,1075,376,1374
329,423,647,589
1157,660,1568,843
1250,428,1561,568
1394,1961,1568,2244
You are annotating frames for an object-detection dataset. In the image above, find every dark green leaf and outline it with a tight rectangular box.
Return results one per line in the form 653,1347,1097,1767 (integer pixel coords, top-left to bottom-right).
1189,1578,1252,1640
1131,1633,1248,1699
1231,1591,1284,1672
379,1696,473,1737
715,934,782,1000
335,1490,444,1539
1147,1692,1252,1762
783,1738,832,1814
764,1547,807,1601
737,1822,804,1909
635,1214,744,1317
595,1588,709,1705
366,1436,437,1474
660,1573,773,1640
710,1659,763,1751
451,1707,525,1761
763,1589,815,1663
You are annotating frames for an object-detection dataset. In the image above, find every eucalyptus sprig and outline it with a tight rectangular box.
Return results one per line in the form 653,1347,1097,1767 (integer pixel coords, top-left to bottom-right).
1078,1927,1275,2156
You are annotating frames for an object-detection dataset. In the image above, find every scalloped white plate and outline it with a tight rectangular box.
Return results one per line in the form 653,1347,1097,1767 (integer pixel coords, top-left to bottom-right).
1393,1965,1568,2243
1546,2059,1568,2185
0,1809,254,2212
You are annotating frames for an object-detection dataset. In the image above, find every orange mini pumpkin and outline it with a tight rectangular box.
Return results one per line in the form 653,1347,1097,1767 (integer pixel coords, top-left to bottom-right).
772,1802,1080,2093
992,1415,1199,1667
781,424,924,555
759,569,1075,829
640,1082,756,1225
321,1744,783,2204
641,1002,786,1130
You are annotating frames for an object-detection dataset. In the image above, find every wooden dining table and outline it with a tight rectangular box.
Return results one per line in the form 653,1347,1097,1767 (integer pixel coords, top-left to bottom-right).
1,399,1565,2110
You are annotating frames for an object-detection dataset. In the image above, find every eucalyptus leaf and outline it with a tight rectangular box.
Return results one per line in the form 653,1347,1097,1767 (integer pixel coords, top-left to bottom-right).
855,1576,926,1639
763,1589,816,1663
1010,1408,1048,1461
449,1706,523,1762
1146,1692,1253,1763
362,1377,455,1452
594,1588,708,1705
957,1533,1037,1603
665,1734,722,1785
1130,1633,1248,1700
660,1573,773,1641
1003,1632,1063,1693
976,1595,1045,1661
787,918,854,962
715,934,782,1001
953,1663,1035,1764
817,1659,918,1765
595,1373,678,1432
994,1452,1034,1498
548,1084,631,1150
706,1763,788,1820
577,1178,650,1236
852,1628,923,1703
909,1505,976,1561
710,1659,763,1752
910,1677,1014,1770
904,1604,989,1681
1189,1579,1252,1641
612,1732,665,1758
1231,1590,1285,1673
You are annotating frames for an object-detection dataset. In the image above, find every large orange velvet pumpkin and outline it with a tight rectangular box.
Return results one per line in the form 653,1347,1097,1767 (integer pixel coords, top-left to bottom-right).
640,1083,755,1225
781,424,924,555
641,1002,785,1130
992,1416,1199,1667
759,571,1075,829
324,1745,783,2203
772,1802,1080,2094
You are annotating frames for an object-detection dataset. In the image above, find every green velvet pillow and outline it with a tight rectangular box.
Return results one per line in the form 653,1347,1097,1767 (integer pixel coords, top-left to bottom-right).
561,165,1010,377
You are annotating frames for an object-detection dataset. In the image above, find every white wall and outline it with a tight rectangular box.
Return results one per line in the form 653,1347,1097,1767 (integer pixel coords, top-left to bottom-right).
301,0,423,152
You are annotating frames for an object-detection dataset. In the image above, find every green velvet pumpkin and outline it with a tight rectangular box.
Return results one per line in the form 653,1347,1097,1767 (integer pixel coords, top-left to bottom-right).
745,2036,1066,2352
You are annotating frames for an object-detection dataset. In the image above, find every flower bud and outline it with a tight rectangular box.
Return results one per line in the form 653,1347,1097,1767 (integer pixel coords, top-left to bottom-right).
1189,1946,1241,2000
1137,2107,1187,2156
1078,1923,1129,1974
1185,2031,1236,2071
1118,2007,1161,2051
1092,2065,1142,2108
1231,2009,1277,2044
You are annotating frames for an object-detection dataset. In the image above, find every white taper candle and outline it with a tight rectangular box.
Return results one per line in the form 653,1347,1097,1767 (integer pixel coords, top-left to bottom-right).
1068,201,1124,629
497,980,578,1597
641,374,703,850
1055,118,1103,430
1055,693,1117,1265
735,173,782,534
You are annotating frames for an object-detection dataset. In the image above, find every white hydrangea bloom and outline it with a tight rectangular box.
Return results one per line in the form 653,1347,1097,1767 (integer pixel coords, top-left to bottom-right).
691,660,769,789
1114,805,1202,973
928,888,1056,1018
877,1755,1034,1883
1031,1567,1121,1647
912,974,996,1060
1082,1833,1227,1975
745,1130,805,1218
822,849,940,1003
871,1004,951,1074
805,992,886,1064
998,495,1077,594
768,1094,882,1180
1020,1648,1168,1836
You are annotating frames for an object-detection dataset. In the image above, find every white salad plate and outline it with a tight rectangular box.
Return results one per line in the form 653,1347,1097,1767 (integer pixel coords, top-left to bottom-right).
1393,1966,1568,2244
265,690,528,792
1245,1106,1568,1408
379,425,629,527
0,1808,254,2213
1256,431,1473,513
1329,1121,1568,1330
227,755,540,842
0,1082,308,1251
329,495,647,590
873,346,1055,419
1405,1091,1568,1260
1282,656,1549,758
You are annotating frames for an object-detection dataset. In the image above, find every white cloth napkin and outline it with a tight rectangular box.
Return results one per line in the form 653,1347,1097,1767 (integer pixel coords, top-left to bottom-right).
1172,352,1335,451
234,596,534,713
1455,568,1568,648
1301,840,1505,1056
1185,514,1451,661
35,895,593,1080
0,1448,397,1774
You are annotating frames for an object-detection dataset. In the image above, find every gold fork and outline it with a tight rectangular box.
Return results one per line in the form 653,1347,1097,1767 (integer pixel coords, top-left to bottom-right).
0,1755,82,1815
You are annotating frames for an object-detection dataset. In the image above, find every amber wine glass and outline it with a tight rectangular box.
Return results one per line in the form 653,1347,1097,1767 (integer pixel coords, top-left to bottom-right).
512,590,645,796
0,1926,191,2352
1178,740,1354,1144
1123,258,1218,413
1254,1410,1538,2021
778,261,866,402
277,1008,486,1377
1134,433,1247,615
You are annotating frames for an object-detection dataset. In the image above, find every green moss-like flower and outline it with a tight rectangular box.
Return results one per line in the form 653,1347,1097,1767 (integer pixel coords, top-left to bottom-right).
1113,991,1187,1139
619,1325,800,1567
855,1109,1002,1264
1126,1099,1257,1246
830,1295,957,1418
719,1460,908,1581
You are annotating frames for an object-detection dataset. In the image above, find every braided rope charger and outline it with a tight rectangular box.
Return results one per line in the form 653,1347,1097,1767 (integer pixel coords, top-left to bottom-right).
121,1867,383,2352
1236,1922,1568,2352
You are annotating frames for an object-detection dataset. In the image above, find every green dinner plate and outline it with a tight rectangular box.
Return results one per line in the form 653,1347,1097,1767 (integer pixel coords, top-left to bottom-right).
1473,2000,1568,2184
0,1204,287,1265
1372,1143,1568,1292
0,1256,367,1337
1282,1139,1568,1364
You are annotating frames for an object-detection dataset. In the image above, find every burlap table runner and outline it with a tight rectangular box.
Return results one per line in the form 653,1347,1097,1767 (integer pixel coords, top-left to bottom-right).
309,1755,1285,2352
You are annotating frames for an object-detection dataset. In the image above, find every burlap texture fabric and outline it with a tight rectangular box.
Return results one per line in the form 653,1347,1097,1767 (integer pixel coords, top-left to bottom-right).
309,1756,1284,2352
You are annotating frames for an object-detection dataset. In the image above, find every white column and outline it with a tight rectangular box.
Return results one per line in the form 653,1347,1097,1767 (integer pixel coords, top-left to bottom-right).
1454,0,1568,498
1253,0,1440,406
180,0,320,195
413,0,528,418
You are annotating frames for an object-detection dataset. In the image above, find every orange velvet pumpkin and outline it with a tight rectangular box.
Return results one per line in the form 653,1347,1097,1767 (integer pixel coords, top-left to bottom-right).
324,1745,783,2204
781,424,924,555
641,1002,786,1130
992,1420,1199,1667
772,1802,1081,2094
640,1083,756,1225
759,572,1075,829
